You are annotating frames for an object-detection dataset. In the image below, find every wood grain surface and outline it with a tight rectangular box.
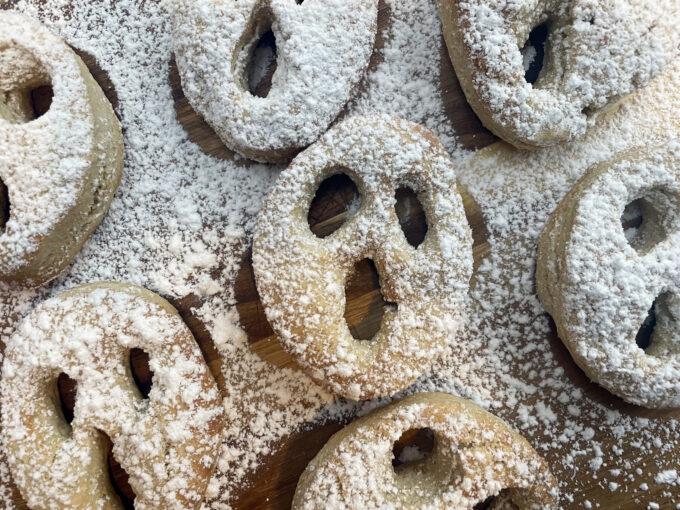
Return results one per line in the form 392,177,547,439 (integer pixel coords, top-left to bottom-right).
3,1,680,509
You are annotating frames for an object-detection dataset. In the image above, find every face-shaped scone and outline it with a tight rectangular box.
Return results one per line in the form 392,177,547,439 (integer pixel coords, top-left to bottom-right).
537,141,680,408
438,0,680,149
1,282,225,509
0,12,124,286
253,114,473,400
293,392,559,509
172,0,378,163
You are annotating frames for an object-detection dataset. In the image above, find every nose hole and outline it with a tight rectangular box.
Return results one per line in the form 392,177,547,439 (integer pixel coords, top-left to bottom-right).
473,490,516,509
101,432,136,509
129,348,153,399
395,187,428,248
56,372,77,426
636,300,657,351
344,258,395,341
0,178,9,234
521,22,548,85
246,27,277,98
308,172,361,238
621,189,680,254
392,428,435,472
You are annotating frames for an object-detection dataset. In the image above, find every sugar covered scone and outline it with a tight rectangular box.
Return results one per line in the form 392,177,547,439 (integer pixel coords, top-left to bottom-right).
253,114,473,400
293,392,559,509
437,0,680,149
0,282,225,509
0,12,124,286
537,141,680,408
172,0,378,163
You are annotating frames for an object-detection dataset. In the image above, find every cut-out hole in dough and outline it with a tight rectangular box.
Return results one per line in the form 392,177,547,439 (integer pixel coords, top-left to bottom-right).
29,84,53,118
246,28,277,98
308,172,360,238
129,348,153,399
102,432,136,509
521,22,548,85
344,258,395,341
56,372,77,426
473,489,517,510
636,293,680,357
395,187,428,248
621,188,680,254
636,300,657,351
392,427,435,472
0,178,9,234
0,45,53,123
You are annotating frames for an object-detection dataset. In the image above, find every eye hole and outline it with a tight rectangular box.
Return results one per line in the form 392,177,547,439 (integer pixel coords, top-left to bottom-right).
308,172,361,238
0,178,9,234
395,187,428,248
392,427,435,472
473,489,517,509
245,27,277,98
0,45,53,123
101,432,136,509
56,372,77,427
129,348,153,399
344,258,396,341
521,22,548,85
621,188,680,254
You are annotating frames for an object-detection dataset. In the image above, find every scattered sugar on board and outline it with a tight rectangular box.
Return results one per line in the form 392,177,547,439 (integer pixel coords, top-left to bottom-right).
0,0,678,508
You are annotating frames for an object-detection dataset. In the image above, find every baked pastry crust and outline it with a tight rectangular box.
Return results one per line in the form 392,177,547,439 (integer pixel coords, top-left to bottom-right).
0,282,224,509
537,141,680,408
253,114,473,400
293,392,559,509
0,12,124,286
172,0,378,163
438,0,680,149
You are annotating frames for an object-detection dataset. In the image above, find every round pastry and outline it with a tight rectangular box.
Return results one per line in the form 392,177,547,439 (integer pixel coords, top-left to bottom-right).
292,392,559,509
537,140,680,408
0,282,225,508
437,0,680,149
172,0,378,163
0,12,124,286
252,114,473,400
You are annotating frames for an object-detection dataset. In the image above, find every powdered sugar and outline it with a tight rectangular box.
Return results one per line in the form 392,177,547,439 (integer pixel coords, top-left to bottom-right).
0,0,678,507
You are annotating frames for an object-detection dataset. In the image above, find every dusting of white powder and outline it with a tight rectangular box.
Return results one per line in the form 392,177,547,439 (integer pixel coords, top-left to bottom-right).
0,0,679,508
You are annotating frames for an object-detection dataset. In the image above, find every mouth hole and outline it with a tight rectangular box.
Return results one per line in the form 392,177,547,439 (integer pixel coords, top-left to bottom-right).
473,489,517,509
636,300,657,351
129,348,153,399
521,22,548,85
344,258,395,341
56,372,77,426
395,187,428,248
392,428,435,472
101,432,136,509
0,178,9,234
308,172,361,238
245,27,277,98
621,188,680,254
636,293,680,357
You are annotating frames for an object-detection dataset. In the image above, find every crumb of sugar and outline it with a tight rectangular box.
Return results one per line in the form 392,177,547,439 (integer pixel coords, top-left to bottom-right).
0,0,679,508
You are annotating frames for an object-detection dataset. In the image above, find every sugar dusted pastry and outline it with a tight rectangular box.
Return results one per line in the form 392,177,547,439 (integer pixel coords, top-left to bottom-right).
172,0,378,163
0,12,124,286
253,114,473,400
293,392,559,509
1,282,224,508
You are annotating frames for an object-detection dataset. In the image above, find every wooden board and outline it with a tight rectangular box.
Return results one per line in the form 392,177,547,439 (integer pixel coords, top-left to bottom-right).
3,1,680,509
